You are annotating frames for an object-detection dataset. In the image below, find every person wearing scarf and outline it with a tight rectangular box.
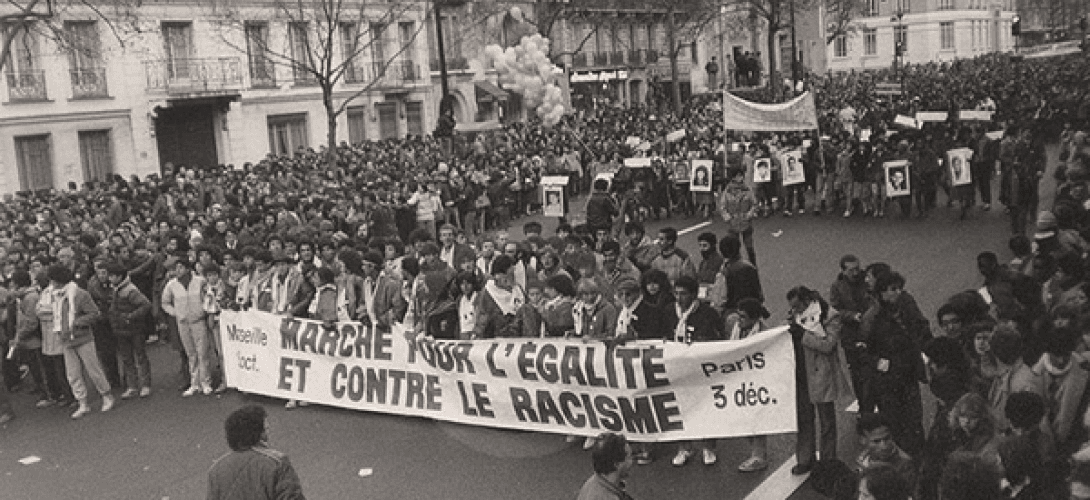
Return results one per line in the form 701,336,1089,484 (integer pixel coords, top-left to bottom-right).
787,286,854,476
105,263,153,400
307,267,339,323
725,298,773,472
161,258,213,397
9,269,57,408
572,279,618,341
668,276,725,467
47,264,114,419
472,255,533,339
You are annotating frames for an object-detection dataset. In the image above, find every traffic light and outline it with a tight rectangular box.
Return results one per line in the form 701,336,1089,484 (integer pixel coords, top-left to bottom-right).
1012,16,1021,36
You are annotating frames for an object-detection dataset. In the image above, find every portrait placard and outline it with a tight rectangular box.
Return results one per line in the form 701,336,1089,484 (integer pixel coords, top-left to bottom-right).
947,148,974,187
673,160,691,184
753,158,772,183
884,160,911,197
780,151,805,186
542,186,565,217
690,160,713,192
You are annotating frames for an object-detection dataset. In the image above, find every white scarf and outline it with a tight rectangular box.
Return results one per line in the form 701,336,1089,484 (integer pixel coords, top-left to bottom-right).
730,319,763,341
485,280,523,315
52,282,79,334
459,292,477,334
309,284,336,316
362,276,378,325
616,296,643,338
795,301,826,338
573,297,601,337
336,277,352,321
674,300,699,343
1043,354,1072,377
271,271,292,314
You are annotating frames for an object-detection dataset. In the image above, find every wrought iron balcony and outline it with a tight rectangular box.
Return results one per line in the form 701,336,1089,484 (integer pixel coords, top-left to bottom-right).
610,51,625,65
144,57,243,95
372,60,423,88
429,57,469,72
70,68,108,98
6,70,48,101
572,53,588,68
647,50,660,63
628,50,644,65
593,52,609,66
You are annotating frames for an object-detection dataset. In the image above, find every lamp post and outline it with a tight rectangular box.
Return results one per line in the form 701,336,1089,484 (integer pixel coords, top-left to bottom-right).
790,0,799,94
433,0,465,138
891,9,905,90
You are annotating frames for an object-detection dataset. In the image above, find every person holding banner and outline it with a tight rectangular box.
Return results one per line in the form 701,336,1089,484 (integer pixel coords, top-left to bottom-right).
670,276,725,467
727,298,773,472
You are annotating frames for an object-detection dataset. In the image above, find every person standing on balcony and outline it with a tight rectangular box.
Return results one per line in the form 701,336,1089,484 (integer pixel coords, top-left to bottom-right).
705,57,719,91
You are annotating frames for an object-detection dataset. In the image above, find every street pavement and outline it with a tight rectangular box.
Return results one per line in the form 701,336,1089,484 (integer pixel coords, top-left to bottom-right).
0,194,1014,500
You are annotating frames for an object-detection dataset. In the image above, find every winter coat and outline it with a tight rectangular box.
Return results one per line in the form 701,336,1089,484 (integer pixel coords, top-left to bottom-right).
650,248,697,286
717,185,758,233
107,279,152,337
11,289,41,350
799,310,855,404
1032,353,1090,447
162,274,208,324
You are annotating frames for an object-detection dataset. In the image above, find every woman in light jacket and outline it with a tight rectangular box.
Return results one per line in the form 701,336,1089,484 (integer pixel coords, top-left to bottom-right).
786,286,854,475
727,298,774,472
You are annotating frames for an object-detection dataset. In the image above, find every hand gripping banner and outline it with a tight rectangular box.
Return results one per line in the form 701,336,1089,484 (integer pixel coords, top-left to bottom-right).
722,91,819,132
220,311,798,442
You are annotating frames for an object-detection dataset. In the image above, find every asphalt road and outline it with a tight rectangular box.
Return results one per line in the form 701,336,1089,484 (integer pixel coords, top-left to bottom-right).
0,191,1016,500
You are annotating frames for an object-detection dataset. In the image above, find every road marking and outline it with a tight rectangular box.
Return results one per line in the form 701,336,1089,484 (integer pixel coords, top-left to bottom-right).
744,454,809,500
677,221,713,236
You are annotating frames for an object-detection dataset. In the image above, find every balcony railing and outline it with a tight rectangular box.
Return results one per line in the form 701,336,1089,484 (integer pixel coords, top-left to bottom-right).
429,56,470,72
572,53,588,68
6,71,48,101
70,68,108,98
628,50,644,65
144,57,243,94
610,51,625,65
372,60,423,88
593,52,608,66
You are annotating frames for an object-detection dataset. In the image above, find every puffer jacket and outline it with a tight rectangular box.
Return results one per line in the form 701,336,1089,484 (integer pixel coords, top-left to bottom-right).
718,184,758,233
108,278,152,337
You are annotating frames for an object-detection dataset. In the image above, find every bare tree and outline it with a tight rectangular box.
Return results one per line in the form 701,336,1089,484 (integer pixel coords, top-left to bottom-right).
823,0,865,44
1,0,140,74
724,0,817,100
210,0,431,165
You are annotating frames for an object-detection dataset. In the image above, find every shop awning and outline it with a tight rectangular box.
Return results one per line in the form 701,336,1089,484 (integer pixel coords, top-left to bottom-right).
475,81,508,101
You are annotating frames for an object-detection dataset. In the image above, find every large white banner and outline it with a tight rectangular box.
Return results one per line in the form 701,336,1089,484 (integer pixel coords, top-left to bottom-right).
722,91,818,132
220,311,798,442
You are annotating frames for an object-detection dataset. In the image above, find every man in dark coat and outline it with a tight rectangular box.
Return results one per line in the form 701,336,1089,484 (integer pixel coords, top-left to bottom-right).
585,178,618,235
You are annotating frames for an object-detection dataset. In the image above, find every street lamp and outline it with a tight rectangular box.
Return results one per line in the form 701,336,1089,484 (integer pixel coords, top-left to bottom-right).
433,0,465,138
891,9,905,89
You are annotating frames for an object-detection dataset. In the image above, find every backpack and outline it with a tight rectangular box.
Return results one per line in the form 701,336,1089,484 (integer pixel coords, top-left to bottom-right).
809,458,858,499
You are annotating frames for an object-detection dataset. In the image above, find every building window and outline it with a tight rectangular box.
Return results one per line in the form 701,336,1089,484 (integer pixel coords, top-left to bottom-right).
3,23,47,101
347,107,368,145
14,134,53,191
895,0,910,13
376,102,398,140
833,35,848,58
894,25,908,54
78,130,113,182
267,114,308,155
864,29,877,55
370,23,387,74
246,22,274,87
405,101,423,137
939,0,954,10
868,0,880,16
398,21,419,78
162,22,193,80
941,22,955,49
288,22,314,84
65,21,107,98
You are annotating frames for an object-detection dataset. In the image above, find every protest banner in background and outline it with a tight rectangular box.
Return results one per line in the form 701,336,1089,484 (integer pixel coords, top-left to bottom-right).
722,91,818,132
220,311,798,442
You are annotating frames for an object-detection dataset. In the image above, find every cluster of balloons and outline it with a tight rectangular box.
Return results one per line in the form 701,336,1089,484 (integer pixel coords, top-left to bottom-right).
480,34,567,127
